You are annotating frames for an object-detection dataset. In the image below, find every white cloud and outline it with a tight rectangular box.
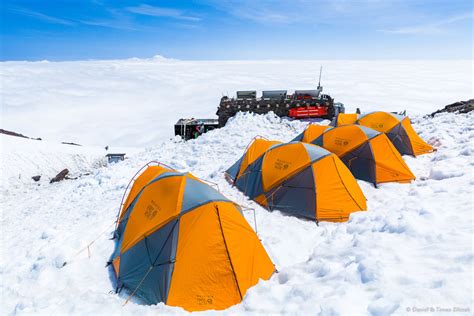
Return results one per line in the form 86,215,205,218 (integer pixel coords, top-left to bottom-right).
202,0,406,26
79,19,139,31
126,4,201,22
380,13,473,35
9,7,75,26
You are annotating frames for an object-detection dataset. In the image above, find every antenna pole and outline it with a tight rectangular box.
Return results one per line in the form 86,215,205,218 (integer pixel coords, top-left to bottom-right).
318,66,322,88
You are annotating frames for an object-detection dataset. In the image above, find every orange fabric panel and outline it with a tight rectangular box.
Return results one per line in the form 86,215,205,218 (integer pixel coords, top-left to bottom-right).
261,143,311,191
167,202,242,311
322,125,369,156
120,175,185,253
112,256,120,277
214,202,274,298
238,139,281,179
120,165,170,220
401,118,435,156
336,113,359,126
313,156,366,222
357,112,400,133
302,125,330,143
254,194,268,207
370,135,416,183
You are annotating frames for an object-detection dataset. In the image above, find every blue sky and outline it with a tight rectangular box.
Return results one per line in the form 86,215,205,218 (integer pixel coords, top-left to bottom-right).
1,0,472,60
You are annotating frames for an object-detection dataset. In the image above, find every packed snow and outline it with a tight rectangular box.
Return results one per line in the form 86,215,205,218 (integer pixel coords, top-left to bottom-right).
1,59,472,147
1,109,473,315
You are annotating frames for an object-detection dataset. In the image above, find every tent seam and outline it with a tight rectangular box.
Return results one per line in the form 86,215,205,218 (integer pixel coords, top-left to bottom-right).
214,204,243,301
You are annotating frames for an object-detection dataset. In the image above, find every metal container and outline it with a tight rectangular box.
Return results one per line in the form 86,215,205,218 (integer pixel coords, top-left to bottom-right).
262,90,287,99
294,90,320,99
236,91,257,99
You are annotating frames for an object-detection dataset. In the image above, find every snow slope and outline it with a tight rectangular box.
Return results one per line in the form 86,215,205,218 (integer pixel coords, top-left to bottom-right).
0,135,139,188
1,111,472,315
0,135,103,187
1,59,472,147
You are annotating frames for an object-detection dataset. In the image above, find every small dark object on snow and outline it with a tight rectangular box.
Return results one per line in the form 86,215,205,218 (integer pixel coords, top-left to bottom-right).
61,141,82,146
430,99,474,117
106,153,125,163
32,175,41,182
50,169,69,183
0,129,41,140
105,145,109,151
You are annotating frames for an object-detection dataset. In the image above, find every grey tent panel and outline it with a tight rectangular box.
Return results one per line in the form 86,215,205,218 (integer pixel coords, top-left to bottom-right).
118,219,179,305
301,142,331,162
311,135,324,147
291,132,304,142
226,156,244,180
340,142,376,184
265,165,316,219
235,156,265,199
357,125,381,140
181,178,229,214
387,123,414,155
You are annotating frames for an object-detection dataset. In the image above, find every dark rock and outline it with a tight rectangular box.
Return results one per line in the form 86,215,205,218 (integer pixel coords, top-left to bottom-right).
50,169,69,183
0,129,41,140
32,175,41,182
0,129,30,139
61,142,81,146
430,99,474,117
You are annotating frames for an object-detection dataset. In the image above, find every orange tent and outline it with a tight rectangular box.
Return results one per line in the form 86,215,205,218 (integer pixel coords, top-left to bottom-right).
293,125,415,185
111,164,275,311
357,111,434,156
331,113,359,126
331,112,435,156
226,138,366,222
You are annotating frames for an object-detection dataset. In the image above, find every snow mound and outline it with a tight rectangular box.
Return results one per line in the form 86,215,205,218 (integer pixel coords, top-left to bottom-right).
1,112,473,315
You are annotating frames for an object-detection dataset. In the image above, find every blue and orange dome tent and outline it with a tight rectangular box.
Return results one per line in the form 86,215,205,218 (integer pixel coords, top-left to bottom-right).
331,111,435,156
226,138,367,222
294,124,415,185
111,163,275,311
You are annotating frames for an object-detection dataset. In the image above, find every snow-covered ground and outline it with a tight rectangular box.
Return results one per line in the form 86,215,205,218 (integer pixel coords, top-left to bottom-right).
0,134,138,188
1,58,472,147
1,110,473,315
1,59,473,315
